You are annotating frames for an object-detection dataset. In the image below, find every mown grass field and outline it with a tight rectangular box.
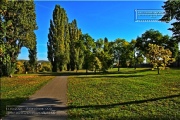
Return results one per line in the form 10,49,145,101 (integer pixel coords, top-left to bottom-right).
0,75,55,117
67,68,180,120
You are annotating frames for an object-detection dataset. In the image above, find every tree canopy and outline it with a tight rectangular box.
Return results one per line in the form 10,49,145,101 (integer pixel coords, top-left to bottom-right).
147,43,175,74
0,0,37,76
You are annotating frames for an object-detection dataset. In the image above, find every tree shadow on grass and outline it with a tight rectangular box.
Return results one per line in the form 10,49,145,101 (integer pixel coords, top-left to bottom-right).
77,74,146,79
68,113,179,120
107,68,152,74
68,94,180,109
37,71,101,76
37,68,152,77
68,94,180,120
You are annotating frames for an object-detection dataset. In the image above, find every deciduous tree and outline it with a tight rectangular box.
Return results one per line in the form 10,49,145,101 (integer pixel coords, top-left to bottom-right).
147,43,175,74
135,29,168,56
160,0,180,42
81,33,95,74
0,0,37,76
160,1,180,66
114,38,130,71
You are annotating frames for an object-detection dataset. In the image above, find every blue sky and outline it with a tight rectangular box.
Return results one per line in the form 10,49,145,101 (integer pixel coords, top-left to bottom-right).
18,1,173,60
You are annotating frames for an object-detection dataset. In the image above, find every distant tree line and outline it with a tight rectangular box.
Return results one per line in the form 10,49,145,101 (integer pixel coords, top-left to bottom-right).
15,60,51,74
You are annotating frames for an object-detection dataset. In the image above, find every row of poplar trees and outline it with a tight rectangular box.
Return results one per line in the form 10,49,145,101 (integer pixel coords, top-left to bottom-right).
47,5,114,72
47,5,118,72
0,0,37,76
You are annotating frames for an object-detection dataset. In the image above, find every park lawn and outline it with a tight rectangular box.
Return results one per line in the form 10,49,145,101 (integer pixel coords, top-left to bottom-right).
67,68,180,120
0,75,55,117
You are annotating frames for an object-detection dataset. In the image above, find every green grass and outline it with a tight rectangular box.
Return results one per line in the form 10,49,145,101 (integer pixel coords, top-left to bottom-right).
67,68,180,120
0,75,55,118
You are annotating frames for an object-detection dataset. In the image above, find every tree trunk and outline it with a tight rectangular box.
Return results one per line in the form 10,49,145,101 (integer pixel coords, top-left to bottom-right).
134,62,137,70
85,54,88,74
178,57,180,68
67,64,70,71
59,66,63,71
134,57,137,70
52,62,57,72
118,57,120,72
157,66,160,74
86,68,88,74
76,63,78,73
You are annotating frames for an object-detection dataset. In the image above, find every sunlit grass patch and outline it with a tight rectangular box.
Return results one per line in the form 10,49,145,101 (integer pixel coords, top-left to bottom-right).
67,68,180,119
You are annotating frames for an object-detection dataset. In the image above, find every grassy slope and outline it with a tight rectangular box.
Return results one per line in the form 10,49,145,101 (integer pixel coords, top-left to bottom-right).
67,68,180,120
0,75,55,117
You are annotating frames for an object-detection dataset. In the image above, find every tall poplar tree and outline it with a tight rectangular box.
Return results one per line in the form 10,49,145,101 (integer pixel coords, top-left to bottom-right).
47,5,69,72
69,19,78,71
75,31,84,71
64,19,70,71
68,19,83,71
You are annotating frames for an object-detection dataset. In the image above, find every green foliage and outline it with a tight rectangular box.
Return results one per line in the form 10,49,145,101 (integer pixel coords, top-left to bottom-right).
147,43,175,74
15,61,25,74
94,38,113,72
47,5,69,72
136,53,144,64
114,38,132,71
24,61,31,73
135,29,178,67
160,0,180,42
89,55,102,73
0,0,37,76
129,39,144,69
69,19,83,71
81,33,95,73
166,37,179,60
135,29,169,55
28,32,37,73
38,62,51,72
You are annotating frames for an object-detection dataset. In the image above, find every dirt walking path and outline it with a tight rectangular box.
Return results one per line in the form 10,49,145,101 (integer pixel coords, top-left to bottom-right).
3,76,68,120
